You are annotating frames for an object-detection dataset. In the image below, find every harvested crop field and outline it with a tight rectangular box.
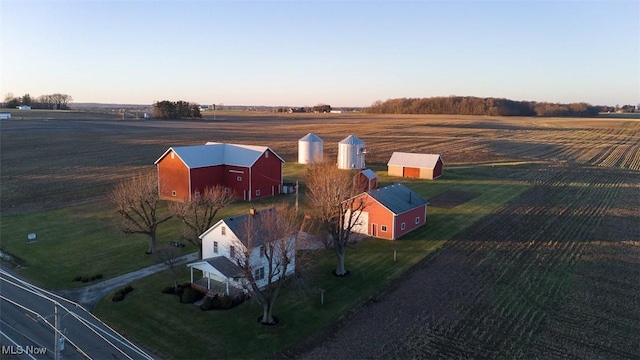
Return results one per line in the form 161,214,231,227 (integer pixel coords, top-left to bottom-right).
1,111,638,358
1,111,638,214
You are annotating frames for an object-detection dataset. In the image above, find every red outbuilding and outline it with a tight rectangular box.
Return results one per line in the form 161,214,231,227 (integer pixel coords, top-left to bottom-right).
355,168,378,193
154,142,284,201
349,183,428,240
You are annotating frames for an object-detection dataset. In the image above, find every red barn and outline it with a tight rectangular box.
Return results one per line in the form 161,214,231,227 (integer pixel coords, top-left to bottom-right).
349,183,428,240
155,142,284,201
387,152,443,180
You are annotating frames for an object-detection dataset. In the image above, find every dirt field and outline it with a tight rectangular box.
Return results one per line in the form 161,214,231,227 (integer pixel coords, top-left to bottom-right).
1,111,638,358
1,111,638,215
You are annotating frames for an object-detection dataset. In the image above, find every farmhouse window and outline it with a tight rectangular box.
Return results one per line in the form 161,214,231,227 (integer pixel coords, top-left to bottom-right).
265,151,269,158
171,190,177,197
221,227,226,235
170,152,175,159
213,241,218,254
237,176,242,182
401,222,406,230
230,246,236,259
415,217,420,224
381,225,388,232
255,267,265,280
194,191,200,199
256,190,261,196
260,245,265,258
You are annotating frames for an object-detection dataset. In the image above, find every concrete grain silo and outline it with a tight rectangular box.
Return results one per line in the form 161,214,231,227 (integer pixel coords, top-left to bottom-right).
298,133,324,164
337,135,366,169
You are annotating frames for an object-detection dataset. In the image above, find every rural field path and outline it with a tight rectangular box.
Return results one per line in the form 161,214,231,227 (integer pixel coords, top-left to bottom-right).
57,252,198,311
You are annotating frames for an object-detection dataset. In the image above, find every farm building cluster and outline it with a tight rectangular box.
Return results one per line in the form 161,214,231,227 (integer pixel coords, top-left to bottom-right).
155,133,443,239
157,133,443,295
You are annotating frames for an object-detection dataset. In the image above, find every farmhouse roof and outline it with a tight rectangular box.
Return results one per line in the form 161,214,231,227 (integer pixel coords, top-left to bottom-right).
366,183,428,215
200,208,285,249
154,142,284,168
387,152,442,169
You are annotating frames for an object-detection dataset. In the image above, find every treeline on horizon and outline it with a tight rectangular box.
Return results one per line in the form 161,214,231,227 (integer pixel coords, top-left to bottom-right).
3,93,73,110
364,96,625,117
153,100,202,119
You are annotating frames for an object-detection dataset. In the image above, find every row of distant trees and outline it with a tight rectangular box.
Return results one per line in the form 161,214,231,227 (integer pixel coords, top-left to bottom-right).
365,96,632,117
3,92,73,110
152,100,202,119
275,104,333,113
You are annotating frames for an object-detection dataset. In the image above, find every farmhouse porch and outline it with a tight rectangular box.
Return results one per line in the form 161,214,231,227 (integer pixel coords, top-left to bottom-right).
187,256,244,296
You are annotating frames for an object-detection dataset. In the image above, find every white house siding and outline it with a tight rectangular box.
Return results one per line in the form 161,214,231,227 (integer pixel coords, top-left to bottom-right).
199,219,296,290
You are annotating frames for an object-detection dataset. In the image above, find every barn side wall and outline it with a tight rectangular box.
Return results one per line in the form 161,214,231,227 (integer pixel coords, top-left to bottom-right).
361,196,395,240
393,205,427,239
191,166,225,197
222,165,250,200
249,149,283,200
157,152,190,201
420,168,435,180
388,165,404,177
433,159,443,179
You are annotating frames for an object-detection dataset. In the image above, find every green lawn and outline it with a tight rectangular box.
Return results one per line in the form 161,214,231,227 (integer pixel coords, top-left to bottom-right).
0,201,185,288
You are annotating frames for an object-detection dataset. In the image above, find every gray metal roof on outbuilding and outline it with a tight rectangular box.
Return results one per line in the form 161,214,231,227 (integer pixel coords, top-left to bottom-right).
387,152,442,169
367,183,428,214
360,168,377,180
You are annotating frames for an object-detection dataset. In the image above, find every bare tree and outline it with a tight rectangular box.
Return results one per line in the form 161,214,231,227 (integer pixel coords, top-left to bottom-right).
111,172,172,254
152,245,182,291
169,186,234,259
304,161,367,276
233,205,299,325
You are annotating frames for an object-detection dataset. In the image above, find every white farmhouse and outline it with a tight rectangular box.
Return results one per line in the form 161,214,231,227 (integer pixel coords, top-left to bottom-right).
187,208,296,295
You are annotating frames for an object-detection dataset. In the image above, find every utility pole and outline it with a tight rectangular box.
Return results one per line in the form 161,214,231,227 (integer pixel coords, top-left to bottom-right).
295,180,299,215
54,303,61,360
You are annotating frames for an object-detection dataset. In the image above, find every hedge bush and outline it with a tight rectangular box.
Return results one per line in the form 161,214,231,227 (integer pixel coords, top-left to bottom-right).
199,293,248,311
180,287,201,304
112,285,134,302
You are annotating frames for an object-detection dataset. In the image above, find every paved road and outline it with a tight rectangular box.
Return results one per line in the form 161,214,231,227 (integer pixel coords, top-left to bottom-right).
1,252,197,359
1,269,155,359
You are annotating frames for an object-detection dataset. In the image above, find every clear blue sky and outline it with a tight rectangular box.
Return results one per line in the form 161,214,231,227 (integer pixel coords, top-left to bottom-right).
1,0,638,107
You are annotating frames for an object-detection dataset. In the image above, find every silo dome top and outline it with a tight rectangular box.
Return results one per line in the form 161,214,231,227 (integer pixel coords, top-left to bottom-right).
339,135,364,145
299,133,323,142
